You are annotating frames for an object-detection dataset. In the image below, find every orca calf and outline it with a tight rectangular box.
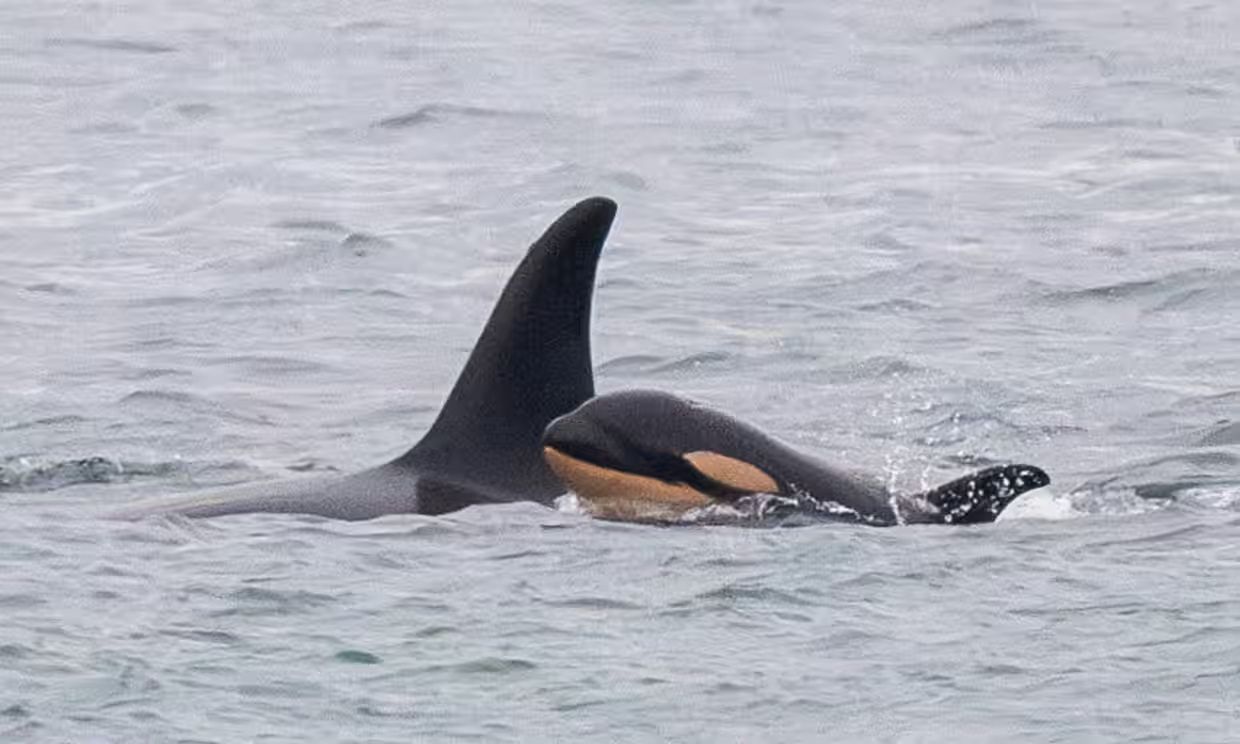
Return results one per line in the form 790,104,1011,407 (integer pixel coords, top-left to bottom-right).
114,197,618,520
541,390,1050,526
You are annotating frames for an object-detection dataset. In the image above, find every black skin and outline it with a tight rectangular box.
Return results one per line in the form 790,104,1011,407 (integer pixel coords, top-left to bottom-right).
543,390,1051,526
113,197,619,521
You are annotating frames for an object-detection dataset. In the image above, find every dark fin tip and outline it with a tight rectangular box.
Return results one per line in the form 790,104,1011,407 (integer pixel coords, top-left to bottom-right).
922,464,1051,525
397,198,618,487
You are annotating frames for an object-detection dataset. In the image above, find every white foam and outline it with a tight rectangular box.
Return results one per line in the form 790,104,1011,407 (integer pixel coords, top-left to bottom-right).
997,491,1080,521
1179,485,1240,511
553,491,588,516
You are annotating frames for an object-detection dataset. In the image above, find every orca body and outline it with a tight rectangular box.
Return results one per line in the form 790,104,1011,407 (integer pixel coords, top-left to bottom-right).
115,197,618,520
541,390,1050,526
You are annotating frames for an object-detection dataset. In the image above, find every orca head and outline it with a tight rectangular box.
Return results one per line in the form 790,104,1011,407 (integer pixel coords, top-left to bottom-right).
541,390,781,521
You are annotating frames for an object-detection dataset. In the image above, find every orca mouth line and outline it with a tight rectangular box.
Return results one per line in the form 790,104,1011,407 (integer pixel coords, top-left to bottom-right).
541,436,694,488
541,439,626,475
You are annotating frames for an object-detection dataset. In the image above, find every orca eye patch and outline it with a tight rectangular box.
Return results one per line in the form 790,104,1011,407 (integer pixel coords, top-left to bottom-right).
682,451,779,495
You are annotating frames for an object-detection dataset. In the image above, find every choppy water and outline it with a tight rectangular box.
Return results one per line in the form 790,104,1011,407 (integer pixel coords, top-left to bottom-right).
2,0,1239,741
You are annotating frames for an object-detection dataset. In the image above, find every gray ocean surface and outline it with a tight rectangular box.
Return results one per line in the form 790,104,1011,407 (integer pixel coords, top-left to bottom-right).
2,0,1239,741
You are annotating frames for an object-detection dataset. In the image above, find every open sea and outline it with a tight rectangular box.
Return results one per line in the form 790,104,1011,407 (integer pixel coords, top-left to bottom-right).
2,0,1239,741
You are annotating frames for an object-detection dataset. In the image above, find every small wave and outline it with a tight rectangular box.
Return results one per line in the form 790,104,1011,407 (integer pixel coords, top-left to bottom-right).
1138,451,1240,471
1037,268,1229,312
118,389,276,426
650,351,733,374
541,597,645,611
1081,523,1219,549
1133,480,1222,500
203,354,338,376
271,219,350,233
596,354,664,373
1,415,88,433
1148,238,1238,254
595,352,734,375
22,282,76,295
0,456,255,494
1178,484,1240,511
861,232,917,254
284,459,342,474
1066,464,1239,515
158,628,242,646
485,549,548,561
931,17,1061,46
912,409,1083,447
355,704,417,720
603,170,647,191
208,587,337,619
123,336,214,351
0,644,34,660
936,17,1036,37
0,594,46,610
45,37,177,55
0,456,185,493
822,355,926,382
416,658,537,675
1153,281,1240,313
372,104,518,129
269,219,394,255
174,102,215,119
0,719,39,741
1043,277,1163,302
1038,117,1163,131
340,232,393,256
939,452,1005,467
292,519,473,541
1198,422,1240,447
335,650,382,664
1120,148,1182,162
854,298,935,313
680,582,816,608
118,389,198,406
123,295,200,308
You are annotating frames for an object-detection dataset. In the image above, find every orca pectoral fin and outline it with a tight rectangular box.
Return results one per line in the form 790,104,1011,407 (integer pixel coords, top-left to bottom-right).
919,464,1050,525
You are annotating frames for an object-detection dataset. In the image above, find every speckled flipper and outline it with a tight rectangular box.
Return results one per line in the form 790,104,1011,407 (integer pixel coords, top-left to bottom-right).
919,464,1050,524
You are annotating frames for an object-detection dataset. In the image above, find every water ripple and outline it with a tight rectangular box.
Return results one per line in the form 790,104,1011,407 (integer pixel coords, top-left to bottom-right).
4,0,1240,741
44,38,177,55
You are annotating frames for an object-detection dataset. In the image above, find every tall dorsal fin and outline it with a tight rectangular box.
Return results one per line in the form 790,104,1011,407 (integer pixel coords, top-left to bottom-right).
396,197,617,490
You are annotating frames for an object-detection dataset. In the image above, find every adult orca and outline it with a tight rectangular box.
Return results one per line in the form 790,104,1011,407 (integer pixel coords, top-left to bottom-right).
114,197,618,520
541,390,1050,526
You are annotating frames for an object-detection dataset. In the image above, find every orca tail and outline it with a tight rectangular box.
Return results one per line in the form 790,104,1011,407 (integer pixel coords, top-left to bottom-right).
918,464,1050,524
397,197,617,493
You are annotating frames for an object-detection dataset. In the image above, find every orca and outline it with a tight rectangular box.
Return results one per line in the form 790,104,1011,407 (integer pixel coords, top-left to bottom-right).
114,197,618,520
541,390,1050,526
